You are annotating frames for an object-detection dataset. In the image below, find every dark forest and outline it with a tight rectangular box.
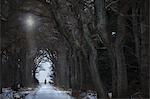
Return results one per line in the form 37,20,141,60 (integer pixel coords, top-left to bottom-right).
0,0,149,99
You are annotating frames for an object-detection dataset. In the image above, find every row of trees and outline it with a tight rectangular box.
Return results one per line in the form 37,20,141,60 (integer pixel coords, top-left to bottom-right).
47,0,149,98
0,0,149,98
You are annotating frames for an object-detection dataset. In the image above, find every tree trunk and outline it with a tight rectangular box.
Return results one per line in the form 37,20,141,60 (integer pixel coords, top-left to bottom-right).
132,4,140,60
108,46,118,98
71,48,78,90
0,17,1,93
90,47,107,98
56,45,70,88
140,23,149,98
0,50,1,90
115,3,129,97
94,0,109,44
140,0,149,98
149,0,150,97
94,0,121,97
115,44,128,98
25,56,34,87
0,60,1,93
78,51,83,89
83,24,108,98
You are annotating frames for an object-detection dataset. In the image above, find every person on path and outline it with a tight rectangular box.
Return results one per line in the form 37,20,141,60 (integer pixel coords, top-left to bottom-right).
44,79,47,84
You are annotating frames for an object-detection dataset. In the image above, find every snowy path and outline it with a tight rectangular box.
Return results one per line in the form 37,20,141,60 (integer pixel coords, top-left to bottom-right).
25,84,74,99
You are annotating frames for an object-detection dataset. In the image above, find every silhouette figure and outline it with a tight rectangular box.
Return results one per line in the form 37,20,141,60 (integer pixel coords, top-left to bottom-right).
44,79,47,84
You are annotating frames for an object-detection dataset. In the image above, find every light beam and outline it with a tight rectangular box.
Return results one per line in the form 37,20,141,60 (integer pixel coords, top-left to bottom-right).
26,15,34,27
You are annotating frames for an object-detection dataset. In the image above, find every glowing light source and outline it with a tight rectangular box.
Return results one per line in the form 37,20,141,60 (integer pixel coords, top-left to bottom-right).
26,15,34,27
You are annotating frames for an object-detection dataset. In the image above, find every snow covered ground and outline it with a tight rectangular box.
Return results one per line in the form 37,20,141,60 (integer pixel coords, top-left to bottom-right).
1,87,34,99
1,84,73,99
1,84,99,99
80,90,97,99
25,84,74,99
